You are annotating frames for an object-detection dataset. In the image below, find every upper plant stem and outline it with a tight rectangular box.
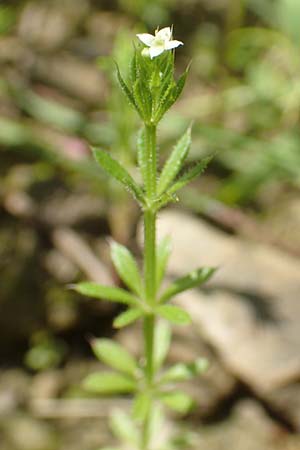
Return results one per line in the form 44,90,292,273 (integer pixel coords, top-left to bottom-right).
144,124,157,200
142,124,157,450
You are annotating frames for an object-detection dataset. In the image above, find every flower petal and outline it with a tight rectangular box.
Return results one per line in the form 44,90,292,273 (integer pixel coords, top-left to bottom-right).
149,45,165,59
165,39,184,50
136,33,155,47
156,27,172,41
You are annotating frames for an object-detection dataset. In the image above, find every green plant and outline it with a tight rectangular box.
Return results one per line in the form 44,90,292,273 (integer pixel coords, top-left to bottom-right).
72,27,215,450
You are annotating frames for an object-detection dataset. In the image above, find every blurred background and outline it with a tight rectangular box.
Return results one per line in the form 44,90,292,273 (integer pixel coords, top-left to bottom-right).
0,0,300,449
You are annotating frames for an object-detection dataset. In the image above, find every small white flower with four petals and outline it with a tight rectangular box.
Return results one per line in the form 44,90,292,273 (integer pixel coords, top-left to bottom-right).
136,27,183,59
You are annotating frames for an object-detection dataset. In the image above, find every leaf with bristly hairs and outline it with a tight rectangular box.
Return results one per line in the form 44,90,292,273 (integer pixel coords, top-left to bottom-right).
154,320,172,371
167,156,213,195
156,236,172,290
159,267,216,303
115,63,141,116
113,308,144,329
111,241,143,296
83,372,136,394
92,148,145,205
72,282,138,306
155,156,213,210
160,390,194,414
91,338,137,376
156,304,191,325
154,64,190,123
160,358,209,383
157,126,192,195
137,127,148,185
133,78,152,123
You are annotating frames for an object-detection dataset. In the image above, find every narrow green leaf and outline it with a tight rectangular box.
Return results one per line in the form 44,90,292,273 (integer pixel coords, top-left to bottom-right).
83,372,135,394
115,64,141,115
113,308,144,329
160,267,216,303
156,236,172,290
173,66,190,103
154,65,190,123
110,410,139,444
130,51,138,85
167,156,213,196
160,391,194,414
137,127,148,185
72,282,138,306
154,320,172,371
148,404,165,445
153,82,175,123
111,241,143,296
160,358,209,383
91,338,137,376
157,127,192,195
92,148,144,204
132,392,151,421
156,305,191,325
133,78,152,122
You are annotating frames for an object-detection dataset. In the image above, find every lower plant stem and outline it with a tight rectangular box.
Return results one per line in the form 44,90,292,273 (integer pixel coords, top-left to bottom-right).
142,315,155,449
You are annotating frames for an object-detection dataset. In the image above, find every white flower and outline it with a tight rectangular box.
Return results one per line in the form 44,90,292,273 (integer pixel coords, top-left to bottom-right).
136,27,183,59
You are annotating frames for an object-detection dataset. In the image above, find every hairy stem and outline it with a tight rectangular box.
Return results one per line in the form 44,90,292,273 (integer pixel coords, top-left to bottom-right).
141,124,157,450
144,209,156,305
142,314,155,449
144,124,157,200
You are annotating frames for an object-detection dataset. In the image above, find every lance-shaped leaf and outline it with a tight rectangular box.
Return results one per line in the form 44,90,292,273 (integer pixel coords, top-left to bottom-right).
152,82,175,124
110,410,139,445
153,156,213,211
111,241,143,296
160,358,209,383
156,304,191,325
72,282,138,306
148,404,165,445
137,127,148,185
91,338,137,376
154,320,172,371
154,65,190,123
116,64,141,116
156,236,172,290
172,65,190,103
130,51,138,85
159,267,216,303
83,372,136,394
132,392,151,421
157,127,192,196
113,308,144,329
133,78,152,123
167,156,213,196
92,148,145,204
160,390,194,414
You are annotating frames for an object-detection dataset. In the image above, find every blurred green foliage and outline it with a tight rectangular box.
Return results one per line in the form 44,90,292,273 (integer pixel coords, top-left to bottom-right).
0,0,300,372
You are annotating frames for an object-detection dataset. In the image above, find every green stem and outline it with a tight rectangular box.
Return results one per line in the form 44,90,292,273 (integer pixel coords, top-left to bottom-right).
144,124,157,306
142,315,155,450
144,314,155,383
144,209,156,305
144,124,157,200
141,124,157,450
